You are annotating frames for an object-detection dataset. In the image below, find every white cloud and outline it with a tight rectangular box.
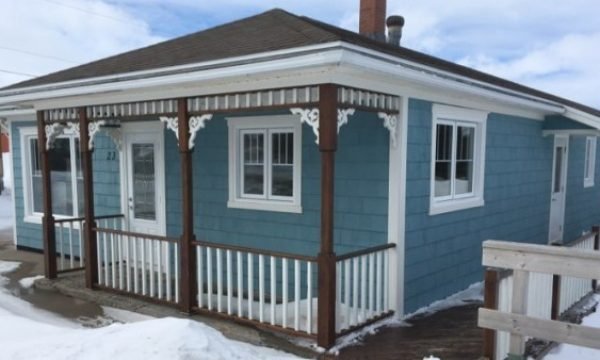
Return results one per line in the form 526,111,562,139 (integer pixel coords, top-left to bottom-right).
1,0,599,109
0,0,163,88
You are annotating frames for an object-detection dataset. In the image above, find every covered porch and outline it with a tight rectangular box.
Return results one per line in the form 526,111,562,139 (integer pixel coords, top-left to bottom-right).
37,84,400,348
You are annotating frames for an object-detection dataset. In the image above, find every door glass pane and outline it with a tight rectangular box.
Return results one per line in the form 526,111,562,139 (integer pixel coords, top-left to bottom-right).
132,143,156,220
553,147,563,193
243,133,264,195
455,126,474,195
50,138,74,215
434,124,453,197
271,132,294,197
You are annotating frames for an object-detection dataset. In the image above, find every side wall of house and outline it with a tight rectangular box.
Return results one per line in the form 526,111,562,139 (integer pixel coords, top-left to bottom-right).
11,120,120,250
164,111,389,256
563,135,600,241
403,99,554,313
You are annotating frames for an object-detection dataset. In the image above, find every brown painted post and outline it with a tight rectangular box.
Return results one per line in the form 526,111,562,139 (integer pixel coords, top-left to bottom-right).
317,84,338,349
37,110,57,279
592,226,599,290
79,107,98,288
482,269,498,360
550,242,562,320
177,98,197,313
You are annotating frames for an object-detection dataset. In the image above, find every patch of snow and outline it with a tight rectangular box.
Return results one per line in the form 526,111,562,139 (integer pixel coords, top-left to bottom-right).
543,294,600,360
18,275,44,289
327,316,409,355
423,356,441,360
409,282,483,318
0,260,300,359
0,191,14,231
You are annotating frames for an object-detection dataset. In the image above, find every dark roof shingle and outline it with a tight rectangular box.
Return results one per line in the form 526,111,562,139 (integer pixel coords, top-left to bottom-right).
3,8,599,117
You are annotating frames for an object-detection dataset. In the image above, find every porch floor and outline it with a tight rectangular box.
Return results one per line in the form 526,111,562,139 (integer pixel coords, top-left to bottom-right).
338,304,483,360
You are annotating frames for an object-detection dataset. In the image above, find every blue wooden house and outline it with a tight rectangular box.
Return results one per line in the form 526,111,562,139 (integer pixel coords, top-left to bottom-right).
1,0,599,348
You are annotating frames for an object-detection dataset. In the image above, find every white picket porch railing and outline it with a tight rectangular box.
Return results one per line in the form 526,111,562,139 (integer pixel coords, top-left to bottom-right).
54,217,85,272
95,221,180,305
335,244,394,333
193,241,318,335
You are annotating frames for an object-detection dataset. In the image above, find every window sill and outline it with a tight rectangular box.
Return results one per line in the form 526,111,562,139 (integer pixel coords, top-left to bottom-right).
584,180,594,188
23,215,42,225
429,197,484,215
227,200,302,214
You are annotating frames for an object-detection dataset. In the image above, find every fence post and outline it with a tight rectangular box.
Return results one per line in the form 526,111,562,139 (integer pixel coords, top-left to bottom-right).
483,269,498,360
508,270,529,360
550,242,562,320
592,226,599,291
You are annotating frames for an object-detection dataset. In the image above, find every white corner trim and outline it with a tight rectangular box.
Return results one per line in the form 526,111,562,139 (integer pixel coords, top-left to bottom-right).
584,136,596,188
378,112,399,148
291,107,319,144
189,114,212,149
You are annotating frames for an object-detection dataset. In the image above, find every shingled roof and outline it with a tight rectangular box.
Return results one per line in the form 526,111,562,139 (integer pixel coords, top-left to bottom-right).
3,8,599,117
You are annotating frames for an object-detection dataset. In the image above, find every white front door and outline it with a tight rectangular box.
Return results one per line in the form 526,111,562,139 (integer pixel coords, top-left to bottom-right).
549,135,568,243
121,122,166,236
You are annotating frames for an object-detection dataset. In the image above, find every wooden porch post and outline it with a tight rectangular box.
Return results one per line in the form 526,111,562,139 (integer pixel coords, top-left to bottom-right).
37,110,57,279
178,98,197,313
79,107,98,288
482,268,498,360
317,84,337,348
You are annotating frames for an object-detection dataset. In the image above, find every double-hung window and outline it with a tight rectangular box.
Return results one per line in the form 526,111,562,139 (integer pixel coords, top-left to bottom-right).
584,136,596,187
20,127,83,222
430,105,487,215
227,115,302,213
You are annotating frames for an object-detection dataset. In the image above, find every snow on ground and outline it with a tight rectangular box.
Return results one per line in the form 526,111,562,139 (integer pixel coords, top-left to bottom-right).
543,294,600,360
0,191,13,231
409,282,483,318
18,275,44,288
0,261,301,360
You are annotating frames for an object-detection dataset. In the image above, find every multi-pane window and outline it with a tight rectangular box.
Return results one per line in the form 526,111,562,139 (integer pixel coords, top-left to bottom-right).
584,136,596,187
228,116,301,213
430,105,486,215
23,130,83,219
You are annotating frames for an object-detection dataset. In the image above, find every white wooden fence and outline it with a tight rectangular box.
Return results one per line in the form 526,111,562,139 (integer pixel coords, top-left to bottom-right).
480,239,600,360
95,221,180,304
193,241,317,335
54,217,85,272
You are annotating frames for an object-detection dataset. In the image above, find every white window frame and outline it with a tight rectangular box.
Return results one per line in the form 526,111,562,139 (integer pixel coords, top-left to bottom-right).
584,136,596,188
19,127,82,224
227,115,302,213
430,104,487,215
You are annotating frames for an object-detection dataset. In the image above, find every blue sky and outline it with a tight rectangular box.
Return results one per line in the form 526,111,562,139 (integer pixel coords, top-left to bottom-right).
1,0,599,108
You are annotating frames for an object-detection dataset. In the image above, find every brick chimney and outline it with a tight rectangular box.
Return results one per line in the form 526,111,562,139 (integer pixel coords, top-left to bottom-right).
359,0,387,41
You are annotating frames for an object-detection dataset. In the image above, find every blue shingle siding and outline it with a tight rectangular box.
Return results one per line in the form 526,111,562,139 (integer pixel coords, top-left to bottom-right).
404,99,554,313
164,111,389,257
11,121,120,251
563,135,600,241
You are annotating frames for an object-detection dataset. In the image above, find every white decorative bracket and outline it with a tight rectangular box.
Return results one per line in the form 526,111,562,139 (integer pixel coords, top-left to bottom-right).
189,114,212,149
0,118,8,134
44,123,65,150
160,116,179,141
378,112,398,148
337,108,355,133
160,115,213,150
291,108,319,144
88,120,106,150
291,107,356,144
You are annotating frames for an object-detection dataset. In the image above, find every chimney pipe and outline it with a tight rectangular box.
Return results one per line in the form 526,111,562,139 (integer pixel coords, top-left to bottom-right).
386,15,404,46
359,0,387,41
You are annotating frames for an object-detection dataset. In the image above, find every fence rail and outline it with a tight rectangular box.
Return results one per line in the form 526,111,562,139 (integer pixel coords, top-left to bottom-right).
336,244,394,333
53,214,123,273
94,222,180,305
192,241,318,336
480,233,600,360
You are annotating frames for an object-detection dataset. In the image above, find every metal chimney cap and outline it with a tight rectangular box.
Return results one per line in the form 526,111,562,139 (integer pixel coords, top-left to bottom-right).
386,15,405,27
